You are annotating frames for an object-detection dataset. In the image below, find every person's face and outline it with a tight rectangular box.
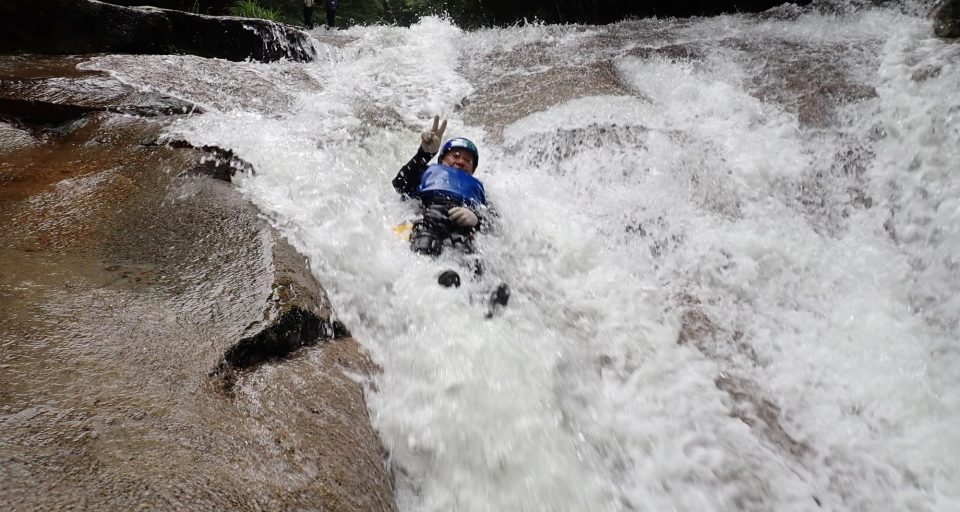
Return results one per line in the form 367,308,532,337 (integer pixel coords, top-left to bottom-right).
441,148,476,175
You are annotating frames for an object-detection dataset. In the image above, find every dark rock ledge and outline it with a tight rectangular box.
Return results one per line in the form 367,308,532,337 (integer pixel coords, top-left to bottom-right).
0,56,395,511
0,0,314,63
934,0,960,38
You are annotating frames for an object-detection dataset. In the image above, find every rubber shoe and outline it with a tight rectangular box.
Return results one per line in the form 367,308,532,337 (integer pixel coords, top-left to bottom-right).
438,270,461,288
491,283,509,306
485,283,510,318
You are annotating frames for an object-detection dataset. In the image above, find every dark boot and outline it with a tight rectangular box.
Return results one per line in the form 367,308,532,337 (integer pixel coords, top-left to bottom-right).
438,270,461,288
410,206,454,256
485,283,510,318
410,228,442,256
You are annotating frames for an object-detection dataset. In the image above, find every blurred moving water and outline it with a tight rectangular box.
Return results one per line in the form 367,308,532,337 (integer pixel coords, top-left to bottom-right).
85,2,960,510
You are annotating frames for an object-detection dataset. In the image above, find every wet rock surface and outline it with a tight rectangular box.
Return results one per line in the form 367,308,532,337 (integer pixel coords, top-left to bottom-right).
933,0,960,38
0,0,314,63
0,56,394,511
676,301,811,460
729,38,880,128
459,25,876,498
0,56,199,128
462,59,635,140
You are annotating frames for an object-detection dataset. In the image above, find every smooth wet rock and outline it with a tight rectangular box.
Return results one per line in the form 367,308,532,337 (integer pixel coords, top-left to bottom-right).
463,60,634,139
0,56,395,511
213,231,344,378
168,140,255,181
0,55,198,130
730,38,879,127
0,121,37,153
933,0,960,38
0,0,314,63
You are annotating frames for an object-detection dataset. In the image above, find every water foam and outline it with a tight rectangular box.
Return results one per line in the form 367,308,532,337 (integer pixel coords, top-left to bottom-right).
84,6,960,511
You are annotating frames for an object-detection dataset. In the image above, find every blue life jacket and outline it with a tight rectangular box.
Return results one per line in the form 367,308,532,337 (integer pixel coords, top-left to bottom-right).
415,164,486,207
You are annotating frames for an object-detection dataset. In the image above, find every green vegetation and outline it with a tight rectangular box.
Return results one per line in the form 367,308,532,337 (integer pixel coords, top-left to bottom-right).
229,0,284,21
223,0,403,28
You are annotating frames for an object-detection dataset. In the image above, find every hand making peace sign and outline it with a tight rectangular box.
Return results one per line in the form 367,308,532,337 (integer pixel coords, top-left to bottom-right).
419,115,448,154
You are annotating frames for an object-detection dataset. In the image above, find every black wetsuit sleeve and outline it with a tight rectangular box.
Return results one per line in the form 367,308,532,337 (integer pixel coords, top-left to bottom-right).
392,148,434,196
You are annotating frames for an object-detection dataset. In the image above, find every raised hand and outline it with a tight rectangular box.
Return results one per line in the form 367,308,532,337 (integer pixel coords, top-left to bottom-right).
420,115,447,154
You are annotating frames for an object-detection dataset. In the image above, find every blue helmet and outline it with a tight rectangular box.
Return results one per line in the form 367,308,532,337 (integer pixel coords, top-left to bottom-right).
438,137,479,169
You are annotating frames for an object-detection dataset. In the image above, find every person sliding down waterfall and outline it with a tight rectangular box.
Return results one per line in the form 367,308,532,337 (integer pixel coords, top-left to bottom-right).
392,116,509,314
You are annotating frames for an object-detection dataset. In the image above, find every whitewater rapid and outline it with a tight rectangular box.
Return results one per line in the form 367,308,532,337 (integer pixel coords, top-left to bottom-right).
86,2,959,511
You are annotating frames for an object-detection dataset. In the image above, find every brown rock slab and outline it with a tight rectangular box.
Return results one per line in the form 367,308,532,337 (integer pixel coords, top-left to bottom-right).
0,57,395,511
462,60,636,140
0,55,198,130
728,38,879,128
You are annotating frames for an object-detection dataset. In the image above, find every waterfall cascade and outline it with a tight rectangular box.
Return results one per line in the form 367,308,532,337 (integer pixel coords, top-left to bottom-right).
86,3,960,510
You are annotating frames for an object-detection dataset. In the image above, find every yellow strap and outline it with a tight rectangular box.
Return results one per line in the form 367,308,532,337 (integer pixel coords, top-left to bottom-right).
393,222,413,240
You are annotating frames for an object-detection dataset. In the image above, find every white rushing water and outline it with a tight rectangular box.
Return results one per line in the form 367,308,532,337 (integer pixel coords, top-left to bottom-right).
86,2,960,510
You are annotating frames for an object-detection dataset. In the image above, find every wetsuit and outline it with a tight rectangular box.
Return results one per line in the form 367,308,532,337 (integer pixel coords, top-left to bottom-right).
325,0,337,28
392,148,491,257
393,148,510,310
303,0,314,29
